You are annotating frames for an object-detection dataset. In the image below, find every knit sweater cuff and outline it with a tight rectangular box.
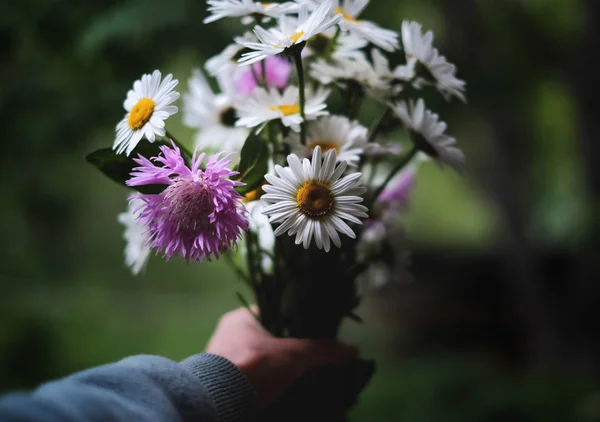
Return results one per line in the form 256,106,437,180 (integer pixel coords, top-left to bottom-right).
180,353,257,422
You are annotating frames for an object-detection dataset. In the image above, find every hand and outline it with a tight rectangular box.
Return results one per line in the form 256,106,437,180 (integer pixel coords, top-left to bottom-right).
206,306,358,408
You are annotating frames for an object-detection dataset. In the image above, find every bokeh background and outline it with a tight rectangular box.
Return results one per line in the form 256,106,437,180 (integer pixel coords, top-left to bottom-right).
1,0,600,420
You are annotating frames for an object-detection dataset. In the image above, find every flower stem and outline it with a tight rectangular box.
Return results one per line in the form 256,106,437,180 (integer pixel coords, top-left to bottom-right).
358,108,392,170
244,229,261,290
165,130,193,159
261,59,267,86
323,27,341,60
371,147,418,203
224,252,251,285
349,90,364,120
267,121,284,165
250,59,268,88
366,156,381,185
293,49,307,145
368,107,393,143
250,64,262,86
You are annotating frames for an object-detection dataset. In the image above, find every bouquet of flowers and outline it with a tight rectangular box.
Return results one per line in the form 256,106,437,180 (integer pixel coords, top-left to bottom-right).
87,0,466,419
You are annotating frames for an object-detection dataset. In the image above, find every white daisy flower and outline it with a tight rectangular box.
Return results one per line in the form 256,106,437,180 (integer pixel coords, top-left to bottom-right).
204,0,298,24
238,0,342,65
393,61,416,83
310,56,369,84
305,26,368,61
205,32,258,78
370,48,395,81
369,48,403,96
235,85,329,133
391,98,465,171
285,115,370,167
262,146,368,251
182,68,249,151
401,21,466,102
335,31,369,60
245,199,276,272
310,51,393,98
118,196,152,276
114,70,179,156
332,0,399,52
362,141,403,157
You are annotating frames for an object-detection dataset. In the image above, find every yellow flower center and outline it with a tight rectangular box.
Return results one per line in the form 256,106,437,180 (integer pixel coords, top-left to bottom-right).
243,183,266,203
269,104,300,116
127,98,155,130
335,7,359,24
261,2,272,7
274,31,305,48
308,140,340,153
296,181,334,218
290,30,305,44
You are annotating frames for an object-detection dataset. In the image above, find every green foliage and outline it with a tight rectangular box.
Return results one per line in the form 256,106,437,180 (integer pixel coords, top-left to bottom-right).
85,141,172,195
234,132,269,195
529,78,588,246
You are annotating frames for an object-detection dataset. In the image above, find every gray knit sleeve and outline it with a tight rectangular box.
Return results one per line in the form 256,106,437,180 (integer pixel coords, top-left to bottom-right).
180,354,258,422
0,353,257,422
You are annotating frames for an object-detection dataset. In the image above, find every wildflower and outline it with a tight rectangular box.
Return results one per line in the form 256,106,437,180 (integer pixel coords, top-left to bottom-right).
183,68,249,151
392,99,465,171
235,85,329,132
117,196,152,275
310,49,397,98
204,0,297,24
332,0,399,52
206,32,258,77
306,28,368,61
262,146,368,251
285,115,370,167
245,198,276,272
126,143,248,262
238,0,342,65
235,56,293,97
401,21,466,102
114,70,179,156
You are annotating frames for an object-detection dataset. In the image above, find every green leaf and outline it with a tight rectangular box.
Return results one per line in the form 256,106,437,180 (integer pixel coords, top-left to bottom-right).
85,141,170,195
235,133,269,196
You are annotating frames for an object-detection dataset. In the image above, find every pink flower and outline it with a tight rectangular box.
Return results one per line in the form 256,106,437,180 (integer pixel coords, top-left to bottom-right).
126,142,248,262
235,56,292,97
377,168,416,208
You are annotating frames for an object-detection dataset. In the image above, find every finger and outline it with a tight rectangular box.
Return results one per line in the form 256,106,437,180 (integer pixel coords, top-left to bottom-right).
225,305,259,323
223,305,266,334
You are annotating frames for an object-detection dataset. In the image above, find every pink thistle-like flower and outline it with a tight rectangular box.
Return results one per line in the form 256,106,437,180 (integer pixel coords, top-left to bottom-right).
126,142,248,262
235,56,292,97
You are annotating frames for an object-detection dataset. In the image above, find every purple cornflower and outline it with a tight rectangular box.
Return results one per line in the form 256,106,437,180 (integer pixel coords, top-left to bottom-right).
235,56,292,97
126,142,248,262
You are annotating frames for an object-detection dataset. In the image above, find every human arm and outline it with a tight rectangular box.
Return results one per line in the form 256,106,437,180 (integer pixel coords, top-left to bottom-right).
0,307,356,422
0,353,254,422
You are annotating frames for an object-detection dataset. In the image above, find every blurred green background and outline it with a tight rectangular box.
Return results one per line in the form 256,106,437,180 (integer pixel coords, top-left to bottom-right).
1,0,600,420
